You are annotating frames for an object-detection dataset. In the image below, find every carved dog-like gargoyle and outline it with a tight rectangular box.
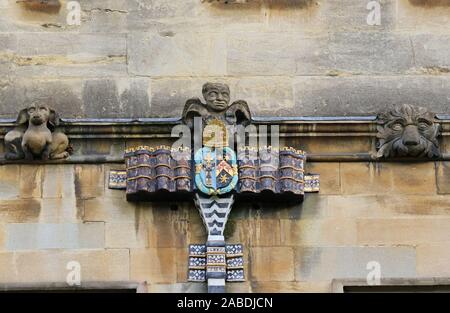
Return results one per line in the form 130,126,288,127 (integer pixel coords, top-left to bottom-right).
4,104,70,160
377,104,441,158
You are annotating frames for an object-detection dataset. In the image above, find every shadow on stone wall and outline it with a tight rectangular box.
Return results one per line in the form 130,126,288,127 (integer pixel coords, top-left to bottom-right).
409,0,450,7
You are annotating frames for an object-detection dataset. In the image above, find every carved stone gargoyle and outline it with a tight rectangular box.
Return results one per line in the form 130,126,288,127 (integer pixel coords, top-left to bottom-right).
182,82,251,129
4,104,70,161
376,104,441,159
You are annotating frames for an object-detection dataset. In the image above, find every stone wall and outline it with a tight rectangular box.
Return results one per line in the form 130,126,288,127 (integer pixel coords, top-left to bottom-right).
0,161,449,292
1,0,450,293
0,0,450,118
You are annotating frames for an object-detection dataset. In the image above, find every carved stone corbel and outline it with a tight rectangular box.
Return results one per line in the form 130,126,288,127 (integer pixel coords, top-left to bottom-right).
4,104,70,161
376,104,441,159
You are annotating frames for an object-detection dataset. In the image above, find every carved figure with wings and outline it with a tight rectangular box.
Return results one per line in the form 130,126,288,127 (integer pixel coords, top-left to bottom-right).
182,82,252,129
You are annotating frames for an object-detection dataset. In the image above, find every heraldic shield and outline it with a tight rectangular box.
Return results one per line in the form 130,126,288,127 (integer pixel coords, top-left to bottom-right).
194,146,238,196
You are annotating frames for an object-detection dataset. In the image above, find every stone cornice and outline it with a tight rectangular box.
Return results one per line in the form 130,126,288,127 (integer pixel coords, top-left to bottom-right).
1,116,450,164
2,116,450,136
0,116,380,138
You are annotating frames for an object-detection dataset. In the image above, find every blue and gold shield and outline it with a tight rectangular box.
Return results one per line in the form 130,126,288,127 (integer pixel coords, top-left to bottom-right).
194,147,238,196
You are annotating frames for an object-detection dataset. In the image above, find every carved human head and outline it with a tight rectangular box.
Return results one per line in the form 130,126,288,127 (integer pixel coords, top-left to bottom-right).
202,82,230,112
377,104,440,158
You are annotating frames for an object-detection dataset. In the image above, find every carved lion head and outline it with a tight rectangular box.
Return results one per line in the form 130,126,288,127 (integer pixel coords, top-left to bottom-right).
376,104,441,158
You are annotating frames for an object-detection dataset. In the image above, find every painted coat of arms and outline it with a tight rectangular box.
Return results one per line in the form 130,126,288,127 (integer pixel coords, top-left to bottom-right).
194,146,238,196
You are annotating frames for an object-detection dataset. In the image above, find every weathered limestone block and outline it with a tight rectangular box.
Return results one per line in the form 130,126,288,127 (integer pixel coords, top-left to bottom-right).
147,219,190,249
328,32,415,74
436,162,450,194
40,198,82,223
293,76,450,116
229,196,326,221
305,163,340,195
226,282,252,293
80,0,129,13
9,33,127,78
320,0,396,31
82,78,151,117
295,195,328,219
127,0,263,33
0,249,129,283
14,59,127,79
0,4,63,32
74,165,105,199
323,195,386,219
280,218,358,246
398,0,450,32
228,32,332,76
147,204,190,248
147,283,207,293
42,165,76,198
19,165,43,198
380,195,450,217
249,247,295,282
297,137,372,155
130,248,177,284
236,219,282,247
251,281,330,293
416,243,450,277
6,222,105,250
0,165,21,200
105,222,148,248
202,0,397,34
0,199,41,223
254,0,323,33
340,163,436,195
0,77,151,118
357,218,450,245
188,217,208,244
0,0,128,33
176,247,188,283
16,32,124,56
128,0,204,20
316,195,450,220
229,31,419,76
0,224,5,251
0,33,17,77
84,197,137,222
232,77,294,115
0,79,84,119
295,246,416,282
128,32,227,77
411,34,450,73
77,0,129,33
